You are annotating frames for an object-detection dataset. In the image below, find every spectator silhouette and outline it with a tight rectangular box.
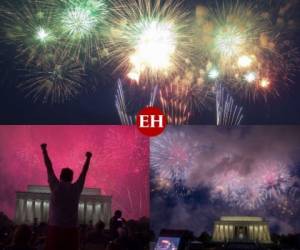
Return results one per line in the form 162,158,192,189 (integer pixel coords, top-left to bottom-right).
85,220,109,250
40,144,92,250
109,210,125,239
5,224,34,250
106,227,130,250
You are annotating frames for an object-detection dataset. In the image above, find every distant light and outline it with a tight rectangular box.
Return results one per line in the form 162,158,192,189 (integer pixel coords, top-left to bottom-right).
244,72,256,83
238,55,253,68
259,78,270,88
62,7,97,39
215,26,244,58
127,70,140,82
132,21,176,71
208,68,220,79
36,27,49,42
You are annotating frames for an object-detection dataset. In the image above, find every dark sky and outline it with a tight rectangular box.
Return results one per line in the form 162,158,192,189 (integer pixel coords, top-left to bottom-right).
150,126,300,236
0,0,299,124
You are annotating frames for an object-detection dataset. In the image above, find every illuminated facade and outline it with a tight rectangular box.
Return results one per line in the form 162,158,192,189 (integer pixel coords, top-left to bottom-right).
15,185,112,226
212,216,271,243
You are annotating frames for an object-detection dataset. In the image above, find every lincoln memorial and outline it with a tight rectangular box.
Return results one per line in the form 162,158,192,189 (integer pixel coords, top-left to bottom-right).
15,185,112,227
212,216,272,243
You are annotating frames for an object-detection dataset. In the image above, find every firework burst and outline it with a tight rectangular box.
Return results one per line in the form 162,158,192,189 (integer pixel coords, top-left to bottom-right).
210,161,295,210
258,163,292,200
0,0,299,110
59,0,110,62
211,169,245,205
150,128,200,195
19,51,86,103
195,0,299,101
109,0,192,84
159,84,192,125
156,58,214,125
1,0,58,65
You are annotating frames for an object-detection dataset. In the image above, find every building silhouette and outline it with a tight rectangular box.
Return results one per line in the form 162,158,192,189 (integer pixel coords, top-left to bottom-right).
15,185,112,227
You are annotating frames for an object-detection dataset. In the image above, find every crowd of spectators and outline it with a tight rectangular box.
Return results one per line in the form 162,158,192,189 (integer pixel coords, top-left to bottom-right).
0,211,154,250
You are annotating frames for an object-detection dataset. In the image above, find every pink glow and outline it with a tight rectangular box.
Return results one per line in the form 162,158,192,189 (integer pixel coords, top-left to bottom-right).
0,125,149,220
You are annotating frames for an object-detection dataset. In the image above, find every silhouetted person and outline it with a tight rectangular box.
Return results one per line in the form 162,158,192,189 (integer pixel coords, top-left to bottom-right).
106,227,130,250
87,220,94,232
85,220,109,249
109,210,125,239
5,224,34,250
40,144,92,250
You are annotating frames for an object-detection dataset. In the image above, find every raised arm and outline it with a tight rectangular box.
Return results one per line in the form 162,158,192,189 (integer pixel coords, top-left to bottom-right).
41,144,58,188
76,152,92,191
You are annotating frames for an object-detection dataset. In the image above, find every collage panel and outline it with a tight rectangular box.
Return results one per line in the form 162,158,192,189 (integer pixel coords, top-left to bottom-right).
0,0,299,124
0,126,151,250
150,126,300,250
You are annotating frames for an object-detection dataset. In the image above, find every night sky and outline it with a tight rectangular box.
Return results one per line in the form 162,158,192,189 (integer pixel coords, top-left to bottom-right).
0,126,149,220
150,126,300,236
0,0,299,124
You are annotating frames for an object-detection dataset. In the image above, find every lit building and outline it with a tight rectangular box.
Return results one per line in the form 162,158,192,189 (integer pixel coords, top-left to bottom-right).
212,216,271,243
15,185,112,227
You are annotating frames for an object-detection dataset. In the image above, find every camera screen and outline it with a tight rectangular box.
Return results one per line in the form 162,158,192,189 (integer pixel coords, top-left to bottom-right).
154,236,181,250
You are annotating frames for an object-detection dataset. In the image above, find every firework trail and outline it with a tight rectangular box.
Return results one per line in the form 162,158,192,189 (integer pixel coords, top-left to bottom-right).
115,79,158,124
150,84,158,107
159,84,192,125
216,83,243,126
101,127,149,218
115,79,134,125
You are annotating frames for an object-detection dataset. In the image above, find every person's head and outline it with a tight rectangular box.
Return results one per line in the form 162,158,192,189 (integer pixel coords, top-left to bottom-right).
114,210,122,218
60,168,73,182
13,224,32,246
